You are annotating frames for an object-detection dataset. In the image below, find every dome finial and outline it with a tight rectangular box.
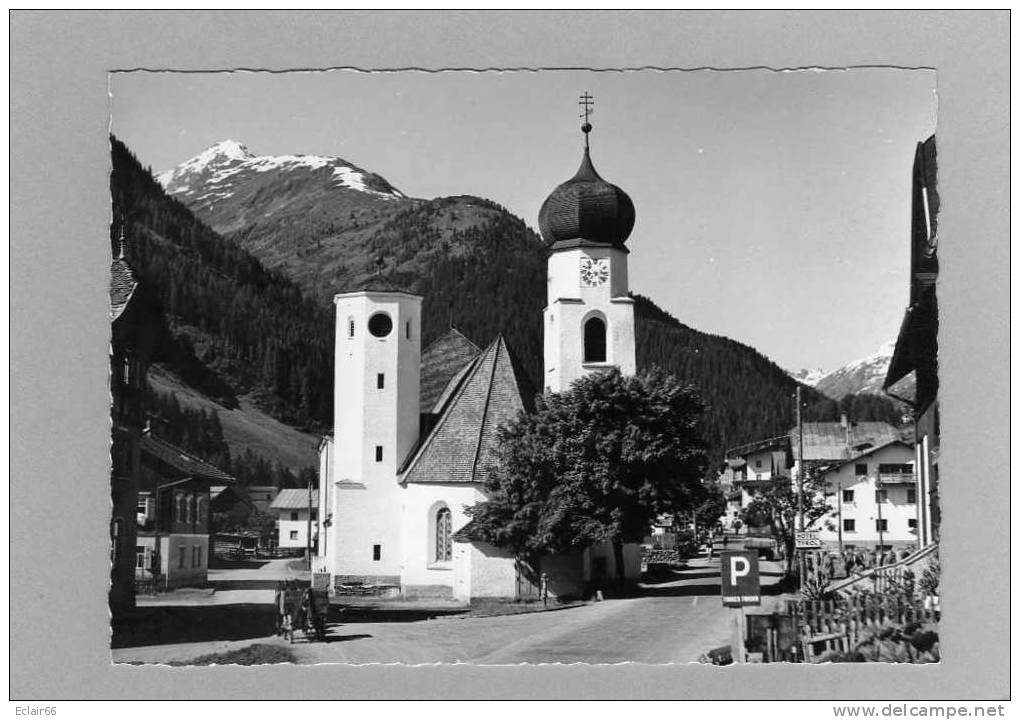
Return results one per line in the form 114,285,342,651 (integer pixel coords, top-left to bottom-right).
579,91,594,149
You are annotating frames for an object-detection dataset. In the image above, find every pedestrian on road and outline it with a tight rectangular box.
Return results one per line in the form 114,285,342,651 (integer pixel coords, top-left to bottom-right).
540,573,549,607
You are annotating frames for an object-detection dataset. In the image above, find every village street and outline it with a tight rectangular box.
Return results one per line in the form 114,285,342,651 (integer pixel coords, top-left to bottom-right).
114,555,787,665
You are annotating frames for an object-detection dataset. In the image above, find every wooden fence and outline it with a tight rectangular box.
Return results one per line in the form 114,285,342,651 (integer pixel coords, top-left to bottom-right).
791,592,940,662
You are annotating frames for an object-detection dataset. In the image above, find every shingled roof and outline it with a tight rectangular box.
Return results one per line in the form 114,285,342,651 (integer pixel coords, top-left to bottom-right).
140,434,235,483
790,421,902,462
110,257,138,321
270,488,319,511
402,335,528,485
419,328,481,413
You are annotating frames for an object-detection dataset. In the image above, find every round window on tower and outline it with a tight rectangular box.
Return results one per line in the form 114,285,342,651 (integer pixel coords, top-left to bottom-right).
368,312,393,338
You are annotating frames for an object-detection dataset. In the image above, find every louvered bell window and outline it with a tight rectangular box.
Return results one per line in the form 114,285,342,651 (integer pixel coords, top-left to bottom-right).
436,507,452,562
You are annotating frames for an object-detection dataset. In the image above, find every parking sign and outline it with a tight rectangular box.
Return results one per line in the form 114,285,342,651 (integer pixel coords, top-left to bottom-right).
720,551,761,607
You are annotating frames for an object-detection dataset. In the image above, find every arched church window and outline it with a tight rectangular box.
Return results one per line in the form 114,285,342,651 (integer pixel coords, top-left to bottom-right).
368,312,393,338
584,317,607,363
435,507,452,562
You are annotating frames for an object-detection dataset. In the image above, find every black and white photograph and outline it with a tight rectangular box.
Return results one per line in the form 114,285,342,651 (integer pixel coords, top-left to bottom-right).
107,66,941,666
10,10,1009,704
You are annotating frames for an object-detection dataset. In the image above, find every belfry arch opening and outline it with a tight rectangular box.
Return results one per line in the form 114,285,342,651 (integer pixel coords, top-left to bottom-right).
583,316,607,363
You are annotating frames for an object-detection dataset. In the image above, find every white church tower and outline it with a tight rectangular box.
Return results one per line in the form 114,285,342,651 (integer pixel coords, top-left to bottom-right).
328,282,422,585
540,95,637,394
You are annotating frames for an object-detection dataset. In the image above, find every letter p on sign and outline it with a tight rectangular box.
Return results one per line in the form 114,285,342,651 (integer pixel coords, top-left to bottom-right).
720,551,761,607
729,556,751,586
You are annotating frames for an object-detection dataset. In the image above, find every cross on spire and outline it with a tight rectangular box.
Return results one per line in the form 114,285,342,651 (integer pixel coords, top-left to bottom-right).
578,92,594,147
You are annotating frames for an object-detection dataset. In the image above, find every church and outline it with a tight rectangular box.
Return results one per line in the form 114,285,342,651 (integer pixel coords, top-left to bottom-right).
314,109,645,601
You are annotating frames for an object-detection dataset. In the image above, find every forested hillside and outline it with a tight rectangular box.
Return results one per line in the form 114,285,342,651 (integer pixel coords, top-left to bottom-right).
111,136,334,431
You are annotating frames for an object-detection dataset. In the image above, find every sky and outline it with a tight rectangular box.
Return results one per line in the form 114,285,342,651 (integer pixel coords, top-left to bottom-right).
110,68,936,373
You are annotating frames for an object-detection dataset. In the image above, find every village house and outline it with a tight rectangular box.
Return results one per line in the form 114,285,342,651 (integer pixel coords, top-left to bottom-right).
814,439,918,551
884,134,940,549
270,488,318,551
136,433,234,590
723,435,793,531
314,122,644,601
109,231,160,615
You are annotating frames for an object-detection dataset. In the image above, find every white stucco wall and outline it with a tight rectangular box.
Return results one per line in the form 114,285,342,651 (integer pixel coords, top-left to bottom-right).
812,443,919,550
331,290,421,581
544,246,635,394
400,482,480,593
278,509,315,548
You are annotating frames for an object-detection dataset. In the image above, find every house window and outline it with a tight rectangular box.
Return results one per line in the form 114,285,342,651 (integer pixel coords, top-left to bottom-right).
908,519,918,530
196,497,206,526
310,510,317,521
375,445,383,462
373,544,381,561
377,373,385,389
583,316,607,363
178,546,186,569
907,488,917,504
435,507,452,563
843,519,856,533
137,497,147,515
175,494,184,523
135,546,146,570
186,495,194,524
192,545,200,568
854,463,868,476
111,517,123,563
122,356,131,386
876,519,888,532
290,531,298,541
842,489,854,503
290,511,299,521
875,489,887,503
754,459,762,469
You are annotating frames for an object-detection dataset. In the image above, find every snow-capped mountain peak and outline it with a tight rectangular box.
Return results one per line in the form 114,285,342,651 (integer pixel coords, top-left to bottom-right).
812,340,902,399
787,366,828,386
156,140,405,203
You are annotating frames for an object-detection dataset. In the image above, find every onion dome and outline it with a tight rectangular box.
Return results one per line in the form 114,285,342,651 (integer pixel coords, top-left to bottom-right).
538,145,635,250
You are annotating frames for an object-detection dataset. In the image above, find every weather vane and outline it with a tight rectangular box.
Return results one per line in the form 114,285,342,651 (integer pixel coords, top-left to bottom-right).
578,92,594,146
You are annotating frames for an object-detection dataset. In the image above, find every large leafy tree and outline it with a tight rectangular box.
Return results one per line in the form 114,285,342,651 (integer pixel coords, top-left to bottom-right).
741,466,832,577
465,367,709,586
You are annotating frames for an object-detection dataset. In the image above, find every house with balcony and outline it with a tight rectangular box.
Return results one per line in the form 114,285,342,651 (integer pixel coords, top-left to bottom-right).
813,440,918,552
136,434,235,590
723,435,793,531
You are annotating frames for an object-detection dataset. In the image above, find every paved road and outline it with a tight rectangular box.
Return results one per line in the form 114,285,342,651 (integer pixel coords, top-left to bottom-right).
116,556,788,665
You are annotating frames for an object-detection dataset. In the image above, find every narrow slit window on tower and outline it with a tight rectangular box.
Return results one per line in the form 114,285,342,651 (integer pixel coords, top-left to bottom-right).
375,445,383,462
348,317,355,338
584,316,607,363
373,544,381,561
405,320,411,339
377,373,385,389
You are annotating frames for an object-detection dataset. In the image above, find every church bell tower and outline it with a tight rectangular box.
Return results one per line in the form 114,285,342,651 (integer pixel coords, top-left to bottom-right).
540,94,637,394
330,281,421,583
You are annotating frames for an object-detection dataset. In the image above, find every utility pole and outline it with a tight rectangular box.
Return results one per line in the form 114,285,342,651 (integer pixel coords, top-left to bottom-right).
796,386,805,531
306,476,313,571
876,478,885,551
836,473,844,554
796,386,806,589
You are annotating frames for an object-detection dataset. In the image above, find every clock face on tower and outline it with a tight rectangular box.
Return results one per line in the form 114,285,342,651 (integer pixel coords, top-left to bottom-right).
579,257,609,288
